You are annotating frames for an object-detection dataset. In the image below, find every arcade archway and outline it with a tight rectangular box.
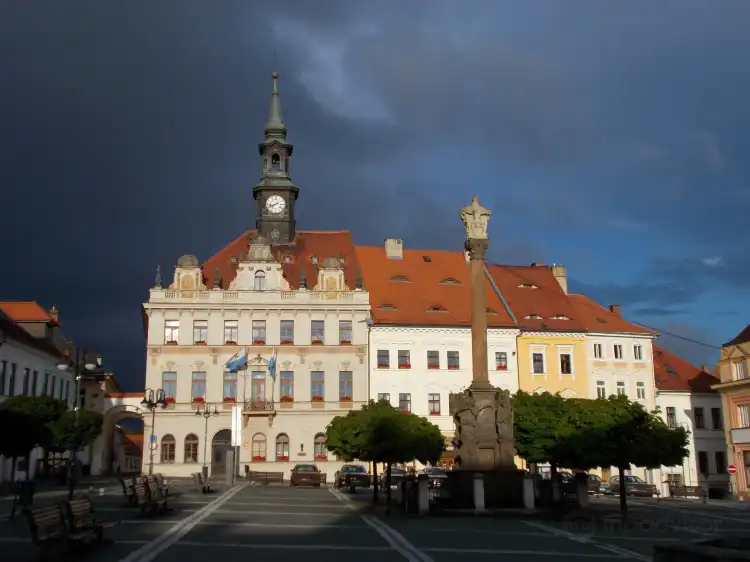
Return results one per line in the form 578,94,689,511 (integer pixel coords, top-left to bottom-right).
211,429,232,476
99,405,144,475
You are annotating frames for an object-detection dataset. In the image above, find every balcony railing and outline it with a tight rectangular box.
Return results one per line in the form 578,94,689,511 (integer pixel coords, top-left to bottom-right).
149,288,367,305
243,400,275,412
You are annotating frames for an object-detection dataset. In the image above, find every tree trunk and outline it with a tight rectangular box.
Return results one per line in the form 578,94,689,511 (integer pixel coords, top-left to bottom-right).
550,461,562,504
372,463,379,504
385,463,392,515
618,465,628,517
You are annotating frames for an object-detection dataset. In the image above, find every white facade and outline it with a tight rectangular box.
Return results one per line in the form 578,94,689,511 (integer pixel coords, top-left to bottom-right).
141,242,370,478
653,390,729,494
585,333,656,409
368,326,520,438
0,333,75,482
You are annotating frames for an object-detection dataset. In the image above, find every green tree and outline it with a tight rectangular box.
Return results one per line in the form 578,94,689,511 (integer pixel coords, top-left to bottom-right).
50,410,104,452
0,408,45,479
512,390,572,472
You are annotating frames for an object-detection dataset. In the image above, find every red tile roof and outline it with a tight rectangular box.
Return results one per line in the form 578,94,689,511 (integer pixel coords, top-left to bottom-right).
724,323,750,347
653,345,718,393
0,310,62,358
355,246,516,328
0,301,55,324
567,294,656,336
202,231,361,290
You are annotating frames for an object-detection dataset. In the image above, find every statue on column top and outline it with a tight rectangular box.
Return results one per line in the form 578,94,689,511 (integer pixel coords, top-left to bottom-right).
460,196,491,241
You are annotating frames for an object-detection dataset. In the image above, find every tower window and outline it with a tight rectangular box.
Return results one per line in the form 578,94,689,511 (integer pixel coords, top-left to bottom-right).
254,270,266,291
271,153,281,170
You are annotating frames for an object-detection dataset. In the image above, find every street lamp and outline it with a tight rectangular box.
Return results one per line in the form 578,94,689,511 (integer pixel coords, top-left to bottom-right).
195,403,219,480
141,388,167,475
57,348,97,500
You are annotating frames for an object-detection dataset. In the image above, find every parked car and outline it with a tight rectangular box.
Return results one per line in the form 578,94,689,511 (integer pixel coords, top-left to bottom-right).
607,475,656,497
421,467,448,489
334,464,370,491
379,466,408,491
290,464,322,487
587,474,607,495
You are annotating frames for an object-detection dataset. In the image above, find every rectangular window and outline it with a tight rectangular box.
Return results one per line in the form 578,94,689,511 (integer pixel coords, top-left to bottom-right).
398,350,411,369
311,320,325,344
161,439,175,464
339,371,353,400
223,320,239,344
162,372,177,399
694,407,705,429
616,381,626,395
8,363,16,397
191,372,207,400
593,343,602,359
252,320,266,344
377,393,390,403
666,406,677,428
427,350,440,369
739,404,750,428
280,320,294,344
559,353,572,375
428,393,441,415
223,371,237,400
193,320,208,343
399,393,411,413
31,371,38,396
184,437,198,463
338,320,352,344
715,451,727,474
311,371,325,399
495,352,508,371
280,371,294,399
614,344,623,360
164,320,179,343
665,473,683,486
697,451,709,475
633,344,643,361
0,360,6,394
43,372,50,396
377,350,390,368
447,351,460,370
711,407,723,430
532,353,545,374
22,369,30,395
636,381,646,399
596,381,606,399
734,361,749,380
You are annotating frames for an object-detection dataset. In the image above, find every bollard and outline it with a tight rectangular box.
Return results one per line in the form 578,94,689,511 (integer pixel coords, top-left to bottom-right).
473,473,486,513
417,474,429,515
523,475,535,510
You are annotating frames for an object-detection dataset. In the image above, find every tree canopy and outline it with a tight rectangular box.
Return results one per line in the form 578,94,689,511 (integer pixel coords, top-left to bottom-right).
0,408,45,460
325,399,445,465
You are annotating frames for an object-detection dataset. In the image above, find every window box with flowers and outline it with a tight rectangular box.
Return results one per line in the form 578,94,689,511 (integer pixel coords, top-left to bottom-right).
194,340,207,346
377,363,389,369
166,340,178,346
496,365,507,371
400,410,411,415
428,364,440,370
314,454,328,461
223,397,236,403
429,410,441,416
192,396,205,403
253,339,266,345
311,396,325,402
164,397,176,409
339,340,352,345
398,363,411,369
277,455,290,462
280,340,294,345
311,395,325,408
252,456,266,462
312,339,324,345
447,365,459,370
339,396,353,408
279,395,294,408
225,340,237,345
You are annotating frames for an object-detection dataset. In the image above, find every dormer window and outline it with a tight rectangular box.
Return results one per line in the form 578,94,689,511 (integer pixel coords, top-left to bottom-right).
524,314,543,320
550,315,570,320
254,270,266,291
284,256,291,264
311,255,318,265
427,305,448,313
271,153,281,170
486,308,498,315
378,304,398,311
518,284,538,289
439,278,461,285
390,275,412,283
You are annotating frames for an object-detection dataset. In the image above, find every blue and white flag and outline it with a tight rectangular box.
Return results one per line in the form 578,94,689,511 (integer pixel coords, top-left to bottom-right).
268,348,278,379
225,347,249,373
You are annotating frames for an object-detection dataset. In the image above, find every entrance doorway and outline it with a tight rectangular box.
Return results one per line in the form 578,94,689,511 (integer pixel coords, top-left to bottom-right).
211,429,232,476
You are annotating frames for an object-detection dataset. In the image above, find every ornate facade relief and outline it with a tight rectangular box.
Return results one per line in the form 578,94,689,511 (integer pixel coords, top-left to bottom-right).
313,257,349,293
170,255,206,298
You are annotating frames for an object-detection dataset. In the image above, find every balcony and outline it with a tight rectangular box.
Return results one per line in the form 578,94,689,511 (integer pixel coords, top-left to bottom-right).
243,400,276,415
243,399,366,413
731,427,750,445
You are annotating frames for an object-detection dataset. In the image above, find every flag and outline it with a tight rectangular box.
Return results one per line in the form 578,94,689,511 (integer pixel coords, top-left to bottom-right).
268,348,278,379
225,347,248,373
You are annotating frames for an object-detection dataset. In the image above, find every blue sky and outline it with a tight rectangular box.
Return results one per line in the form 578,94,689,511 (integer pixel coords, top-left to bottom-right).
0,0,747,385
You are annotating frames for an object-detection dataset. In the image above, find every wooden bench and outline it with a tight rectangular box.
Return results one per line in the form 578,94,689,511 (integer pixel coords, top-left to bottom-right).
146,475,169,497
134,482,168,516
24,503,96,556
248,471,284,485
154,474,169,495
669,485,707,502
118,476,136,507
62,497,120,541
192,472,212,493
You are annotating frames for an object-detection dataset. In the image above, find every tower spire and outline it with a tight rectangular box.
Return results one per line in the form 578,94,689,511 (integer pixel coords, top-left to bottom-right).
264,71,286,140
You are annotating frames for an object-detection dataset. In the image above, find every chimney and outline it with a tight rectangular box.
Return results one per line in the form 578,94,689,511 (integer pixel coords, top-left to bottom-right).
551,264,567,294
530,262,545,267
384,238,403,260
609,304,621,316
49,305,59,323
701,364,710,373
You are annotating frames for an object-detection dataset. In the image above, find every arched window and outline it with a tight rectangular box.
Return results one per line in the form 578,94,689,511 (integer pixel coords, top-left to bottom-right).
251,433,267,461
161,434,175,464
254,270,266,291
275,433,290,460
184,433,199,463
313,433,327,460
271,153,281,170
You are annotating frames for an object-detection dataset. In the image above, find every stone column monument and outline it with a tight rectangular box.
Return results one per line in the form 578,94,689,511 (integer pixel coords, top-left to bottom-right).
446,196,523,508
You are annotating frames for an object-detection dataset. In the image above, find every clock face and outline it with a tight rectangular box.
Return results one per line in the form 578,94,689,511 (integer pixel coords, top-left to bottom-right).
265,195,286,214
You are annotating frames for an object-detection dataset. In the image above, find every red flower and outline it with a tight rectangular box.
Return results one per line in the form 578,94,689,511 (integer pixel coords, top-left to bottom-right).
280,340,294,345
496,365,507,371
253,339,266,345
192,397,205,403
311,396,324,402
312,340,323,345
377,363,389,369
314,454,328,461
277,455,289,461
280,395,294,403
447,365,459,370
339,340,352,345
399,363,411,369
400,410,411,414
164,397,176,404
252,455,266,462
428,364,440,370
223,397,236,403
429,410,441,416
339,396,352,401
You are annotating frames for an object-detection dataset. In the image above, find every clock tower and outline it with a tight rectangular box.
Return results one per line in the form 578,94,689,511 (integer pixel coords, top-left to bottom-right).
253,71,299,245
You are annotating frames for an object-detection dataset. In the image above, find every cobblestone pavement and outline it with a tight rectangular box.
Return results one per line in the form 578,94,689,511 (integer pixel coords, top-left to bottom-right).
2,481,749,561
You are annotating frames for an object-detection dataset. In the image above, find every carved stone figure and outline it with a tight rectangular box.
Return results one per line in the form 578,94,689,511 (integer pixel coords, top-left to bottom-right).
460,196,491,241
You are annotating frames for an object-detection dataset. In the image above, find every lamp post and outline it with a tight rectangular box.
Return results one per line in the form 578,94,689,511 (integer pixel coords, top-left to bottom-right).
57,347,96,500
195,403,218,480
141,389,167,476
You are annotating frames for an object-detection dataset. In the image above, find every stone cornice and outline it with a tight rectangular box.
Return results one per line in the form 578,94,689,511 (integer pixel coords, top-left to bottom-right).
370,326,519,337
519,332,586,339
